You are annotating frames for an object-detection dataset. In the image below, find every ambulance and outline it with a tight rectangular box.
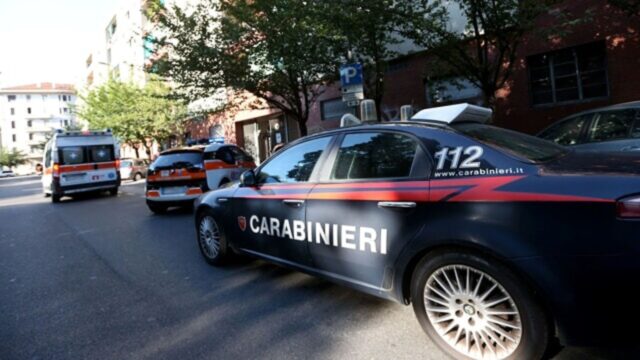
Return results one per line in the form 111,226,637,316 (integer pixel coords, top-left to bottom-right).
145,143,255,214
42,129,120,203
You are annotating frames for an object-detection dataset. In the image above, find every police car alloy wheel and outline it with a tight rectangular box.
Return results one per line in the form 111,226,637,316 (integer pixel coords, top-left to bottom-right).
411,251,548,360
197,210,229,265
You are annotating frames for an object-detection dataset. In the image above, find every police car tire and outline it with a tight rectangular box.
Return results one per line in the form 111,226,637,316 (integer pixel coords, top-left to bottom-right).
196,209,230,266
109,188,118,196
410,250,548,360
52,194,61,203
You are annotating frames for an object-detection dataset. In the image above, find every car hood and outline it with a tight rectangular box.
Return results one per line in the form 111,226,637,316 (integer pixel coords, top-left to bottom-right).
540,150,640,176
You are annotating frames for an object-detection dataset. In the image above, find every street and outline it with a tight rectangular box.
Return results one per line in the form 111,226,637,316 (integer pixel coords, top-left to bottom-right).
0,176,634,360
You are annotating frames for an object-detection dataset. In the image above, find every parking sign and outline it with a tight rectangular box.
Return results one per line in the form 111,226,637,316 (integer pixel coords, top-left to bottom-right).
340,63,363,87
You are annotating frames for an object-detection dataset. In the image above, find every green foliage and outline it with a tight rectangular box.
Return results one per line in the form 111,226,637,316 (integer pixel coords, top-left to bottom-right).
154,0,348,135
400,0,573,108
0,147,29,170
77,78,187,157
609,0,640,16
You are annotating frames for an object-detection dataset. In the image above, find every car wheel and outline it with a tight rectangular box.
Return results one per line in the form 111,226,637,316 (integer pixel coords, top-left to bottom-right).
197,209,230,265
133,173,142,181
147,202,167,214
44,192,51,198
108,188,118,196
410,250,548,360
52,194,61,203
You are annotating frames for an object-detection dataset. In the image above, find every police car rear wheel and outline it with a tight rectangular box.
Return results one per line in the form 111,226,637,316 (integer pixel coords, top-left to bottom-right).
197,210,228,265
411,251,548,360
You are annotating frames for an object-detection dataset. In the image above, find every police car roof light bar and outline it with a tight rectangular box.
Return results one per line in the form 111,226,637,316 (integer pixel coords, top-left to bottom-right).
340,113,362,127
360,99,378,122
411,103,492,124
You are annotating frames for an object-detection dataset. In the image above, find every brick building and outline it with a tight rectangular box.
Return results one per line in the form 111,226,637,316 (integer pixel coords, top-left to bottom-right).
185,0,639,161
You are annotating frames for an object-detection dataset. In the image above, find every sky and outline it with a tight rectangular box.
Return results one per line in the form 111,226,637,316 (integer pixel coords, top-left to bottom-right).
0,0,118,88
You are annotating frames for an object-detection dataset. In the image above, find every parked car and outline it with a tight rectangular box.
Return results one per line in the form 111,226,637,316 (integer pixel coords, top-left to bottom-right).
538,100,640,152
120,158,149,181
195,103,640,360
0,169,15,178
145,144,255,214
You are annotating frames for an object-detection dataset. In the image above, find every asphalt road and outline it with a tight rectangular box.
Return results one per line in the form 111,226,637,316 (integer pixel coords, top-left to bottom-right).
0,176,634,360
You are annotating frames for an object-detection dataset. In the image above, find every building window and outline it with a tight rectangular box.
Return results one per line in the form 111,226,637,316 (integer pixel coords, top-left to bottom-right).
10,108,15,115
12,134,16,142
63,108,68,113
528,41,608,106
11,121,15,129
8,95,16,102
59,108,62,114
29,133,34,141
27,107,31,114
320,98,355,121
28,120,32,127
64,120,69,126
26,95,31,101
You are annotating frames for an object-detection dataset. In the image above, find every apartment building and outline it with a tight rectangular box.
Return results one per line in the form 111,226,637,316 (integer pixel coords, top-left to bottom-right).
0,83,77,174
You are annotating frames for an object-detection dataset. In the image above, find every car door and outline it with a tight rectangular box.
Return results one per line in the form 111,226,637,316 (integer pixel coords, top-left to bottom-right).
230,136,334,265
574,109,640,152
305,131,430,289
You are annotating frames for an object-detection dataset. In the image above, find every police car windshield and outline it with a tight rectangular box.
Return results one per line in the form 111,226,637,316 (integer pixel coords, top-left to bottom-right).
454,123,568,162
152,152,203,169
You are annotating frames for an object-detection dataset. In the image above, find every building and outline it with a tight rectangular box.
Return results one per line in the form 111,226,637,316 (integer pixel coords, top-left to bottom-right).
0,83,77,174
184,0,639,156
307,0,640,136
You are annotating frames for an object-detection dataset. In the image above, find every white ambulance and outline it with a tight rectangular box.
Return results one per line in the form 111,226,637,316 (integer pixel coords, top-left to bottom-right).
42,129,120,203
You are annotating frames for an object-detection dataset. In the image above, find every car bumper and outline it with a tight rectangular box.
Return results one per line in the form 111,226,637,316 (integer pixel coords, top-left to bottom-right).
56,180,120,195
512,254,640,346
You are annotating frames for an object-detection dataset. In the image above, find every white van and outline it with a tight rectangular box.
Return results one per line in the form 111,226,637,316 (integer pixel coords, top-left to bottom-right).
42,129,120,203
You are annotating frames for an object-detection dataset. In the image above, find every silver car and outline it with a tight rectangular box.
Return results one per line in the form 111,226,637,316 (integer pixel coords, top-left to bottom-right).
538,101,640,152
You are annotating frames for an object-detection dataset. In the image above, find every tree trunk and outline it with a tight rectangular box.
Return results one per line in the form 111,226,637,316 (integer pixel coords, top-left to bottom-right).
297,118,308,137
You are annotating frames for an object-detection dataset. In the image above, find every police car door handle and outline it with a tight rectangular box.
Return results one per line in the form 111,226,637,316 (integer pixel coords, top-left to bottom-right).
378,201,416,209
283,199,305,207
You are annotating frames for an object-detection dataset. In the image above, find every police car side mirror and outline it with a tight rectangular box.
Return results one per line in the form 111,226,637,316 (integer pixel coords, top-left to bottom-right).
240,170,256,187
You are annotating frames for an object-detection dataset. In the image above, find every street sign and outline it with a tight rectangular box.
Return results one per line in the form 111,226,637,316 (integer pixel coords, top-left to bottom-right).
340,63,363,87
340,63,364,104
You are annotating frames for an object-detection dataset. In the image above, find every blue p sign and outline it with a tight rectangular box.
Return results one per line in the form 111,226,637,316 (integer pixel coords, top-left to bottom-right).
340,64,363,87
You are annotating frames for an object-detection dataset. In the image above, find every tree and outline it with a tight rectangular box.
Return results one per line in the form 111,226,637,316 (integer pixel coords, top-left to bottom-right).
153,0,344,136
78,78,187,158
609,0,640,16
0,148,28,170
321,0,419,120
400,0,576,109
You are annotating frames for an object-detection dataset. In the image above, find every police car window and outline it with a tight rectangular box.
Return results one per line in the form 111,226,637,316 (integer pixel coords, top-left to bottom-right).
89,145,114,163
258,137,331,184
332,132,417,180
455,123,567,162
59,147,86,165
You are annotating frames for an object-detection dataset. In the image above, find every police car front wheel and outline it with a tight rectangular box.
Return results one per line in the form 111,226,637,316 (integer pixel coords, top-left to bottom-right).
410,251,548,360
197,210,230,265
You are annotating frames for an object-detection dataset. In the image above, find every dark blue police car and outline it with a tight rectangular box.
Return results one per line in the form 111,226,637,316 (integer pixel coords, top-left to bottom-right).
194,103,640,360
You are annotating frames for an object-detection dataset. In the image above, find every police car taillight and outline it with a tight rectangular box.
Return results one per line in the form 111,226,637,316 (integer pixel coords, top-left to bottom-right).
617,195,640,219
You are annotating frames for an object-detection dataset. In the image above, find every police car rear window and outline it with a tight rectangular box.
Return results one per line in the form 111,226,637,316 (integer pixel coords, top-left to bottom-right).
152,152,203,169
454,123,567,162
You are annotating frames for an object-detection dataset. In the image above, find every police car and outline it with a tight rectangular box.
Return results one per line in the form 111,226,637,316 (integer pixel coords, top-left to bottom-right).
146,144,255,213
42,129,120,203
193,103,640,360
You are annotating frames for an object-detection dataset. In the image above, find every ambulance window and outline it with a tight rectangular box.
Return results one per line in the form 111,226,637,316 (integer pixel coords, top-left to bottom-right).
332,132,417,180
215,148,235,164
89,145,115,163
45,147,52,167
257,137,331,184
60,147,86,165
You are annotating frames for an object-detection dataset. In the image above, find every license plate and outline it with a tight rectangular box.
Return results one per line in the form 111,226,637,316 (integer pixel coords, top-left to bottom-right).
161,170,170,177
162,186,186,195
